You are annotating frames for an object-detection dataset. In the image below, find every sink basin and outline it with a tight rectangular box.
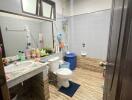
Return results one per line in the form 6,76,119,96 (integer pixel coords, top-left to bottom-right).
15,61,34,67
4,61,35,74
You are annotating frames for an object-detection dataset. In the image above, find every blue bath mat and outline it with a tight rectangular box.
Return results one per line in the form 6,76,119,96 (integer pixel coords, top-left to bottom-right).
58,81,80,97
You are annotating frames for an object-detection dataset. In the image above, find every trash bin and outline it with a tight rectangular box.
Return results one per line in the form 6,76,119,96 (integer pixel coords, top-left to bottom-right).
64,52,77,70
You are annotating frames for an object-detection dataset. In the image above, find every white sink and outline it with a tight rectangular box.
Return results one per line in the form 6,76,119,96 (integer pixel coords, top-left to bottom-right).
4,61,35,74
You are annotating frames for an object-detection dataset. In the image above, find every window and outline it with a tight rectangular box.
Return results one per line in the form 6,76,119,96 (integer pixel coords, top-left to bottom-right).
21,0,38,15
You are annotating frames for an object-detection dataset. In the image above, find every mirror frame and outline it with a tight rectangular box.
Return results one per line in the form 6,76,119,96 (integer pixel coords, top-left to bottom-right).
41,0,56,20
21,0,39,16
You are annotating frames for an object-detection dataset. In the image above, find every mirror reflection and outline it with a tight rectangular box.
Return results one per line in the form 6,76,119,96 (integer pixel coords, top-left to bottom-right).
0,12,54,57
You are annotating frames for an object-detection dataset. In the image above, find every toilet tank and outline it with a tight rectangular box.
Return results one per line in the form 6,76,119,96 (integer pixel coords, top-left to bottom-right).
48,57,60,72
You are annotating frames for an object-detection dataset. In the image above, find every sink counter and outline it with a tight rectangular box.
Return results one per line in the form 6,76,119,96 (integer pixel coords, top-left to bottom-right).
4,53,62,88
4,61,49,88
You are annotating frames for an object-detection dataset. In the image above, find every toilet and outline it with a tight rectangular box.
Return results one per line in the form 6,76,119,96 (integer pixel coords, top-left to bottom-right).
48,57,72,88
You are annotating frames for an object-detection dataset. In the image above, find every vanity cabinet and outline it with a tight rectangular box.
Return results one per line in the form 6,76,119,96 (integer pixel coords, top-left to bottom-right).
0,0,56,20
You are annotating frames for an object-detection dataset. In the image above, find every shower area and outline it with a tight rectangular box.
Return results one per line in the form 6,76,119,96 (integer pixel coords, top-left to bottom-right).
49,0,112,99
53,0,111,71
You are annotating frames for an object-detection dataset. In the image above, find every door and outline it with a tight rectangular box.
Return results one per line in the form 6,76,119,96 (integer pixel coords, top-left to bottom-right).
0,27,6,57
120,20,132,100
104,0,126,100
118,0,132,99
0,52,10,100
120,21,132,100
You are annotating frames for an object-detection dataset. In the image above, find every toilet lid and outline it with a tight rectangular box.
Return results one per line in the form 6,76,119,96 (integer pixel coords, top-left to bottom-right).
56,68,72,75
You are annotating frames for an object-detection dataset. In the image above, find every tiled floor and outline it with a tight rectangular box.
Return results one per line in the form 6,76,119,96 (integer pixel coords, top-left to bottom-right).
49,68,104,100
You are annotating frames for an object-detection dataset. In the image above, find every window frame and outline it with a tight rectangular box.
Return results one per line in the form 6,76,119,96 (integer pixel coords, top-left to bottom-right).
21,0,39,16
40,0,56,20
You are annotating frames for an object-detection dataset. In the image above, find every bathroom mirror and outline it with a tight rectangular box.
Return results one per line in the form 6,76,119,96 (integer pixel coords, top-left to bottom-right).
0,12,54,57
21,0,38,15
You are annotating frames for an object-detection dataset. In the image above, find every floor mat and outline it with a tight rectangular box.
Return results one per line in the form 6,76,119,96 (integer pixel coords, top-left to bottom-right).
58,81,80,97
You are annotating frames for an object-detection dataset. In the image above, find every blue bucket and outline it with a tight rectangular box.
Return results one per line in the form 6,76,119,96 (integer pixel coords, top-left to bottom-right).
64,52,77,70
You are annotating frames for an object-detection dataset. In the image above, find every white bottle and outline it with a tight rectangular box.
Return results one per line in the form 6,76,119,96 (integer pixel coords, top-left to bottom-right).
81,43,87,56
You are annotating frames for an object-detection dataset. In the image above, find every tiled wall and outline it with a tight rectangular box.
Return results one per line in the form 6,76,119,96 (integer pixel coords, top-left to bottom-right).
77,56,103,73
0,13,53,57
68,10,111,60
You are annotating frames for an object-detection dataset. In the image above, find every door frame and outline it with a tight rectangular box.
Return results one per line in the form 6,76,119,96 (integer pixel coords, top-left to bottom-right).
0,27,6,57
0,53,10,100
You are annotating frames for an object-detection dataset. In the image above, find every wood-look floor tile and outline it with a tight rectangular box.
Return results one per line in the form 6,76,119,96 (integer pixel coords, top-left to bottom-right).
49,68,104,100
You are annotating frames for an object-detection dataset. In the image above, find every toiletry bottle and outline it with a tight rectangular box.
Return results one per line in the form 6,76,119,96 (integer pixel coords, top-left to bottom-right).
18,51,26,61
25,49,31,59
36,48,40,58
21,51,26,61
81,43,87,56
18,51,22,60
31,48,36,58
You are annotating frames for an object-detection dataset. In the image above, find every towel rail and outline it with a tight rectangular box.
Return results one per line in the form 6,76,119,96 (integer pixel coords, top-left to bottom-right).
5,27,27,32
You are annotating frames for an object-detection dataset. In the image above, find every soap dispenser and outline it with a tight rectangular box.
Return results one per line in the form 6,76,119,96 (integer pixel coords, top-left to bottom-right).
21,51,26,61
81,43,87,56
18,51,26,61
